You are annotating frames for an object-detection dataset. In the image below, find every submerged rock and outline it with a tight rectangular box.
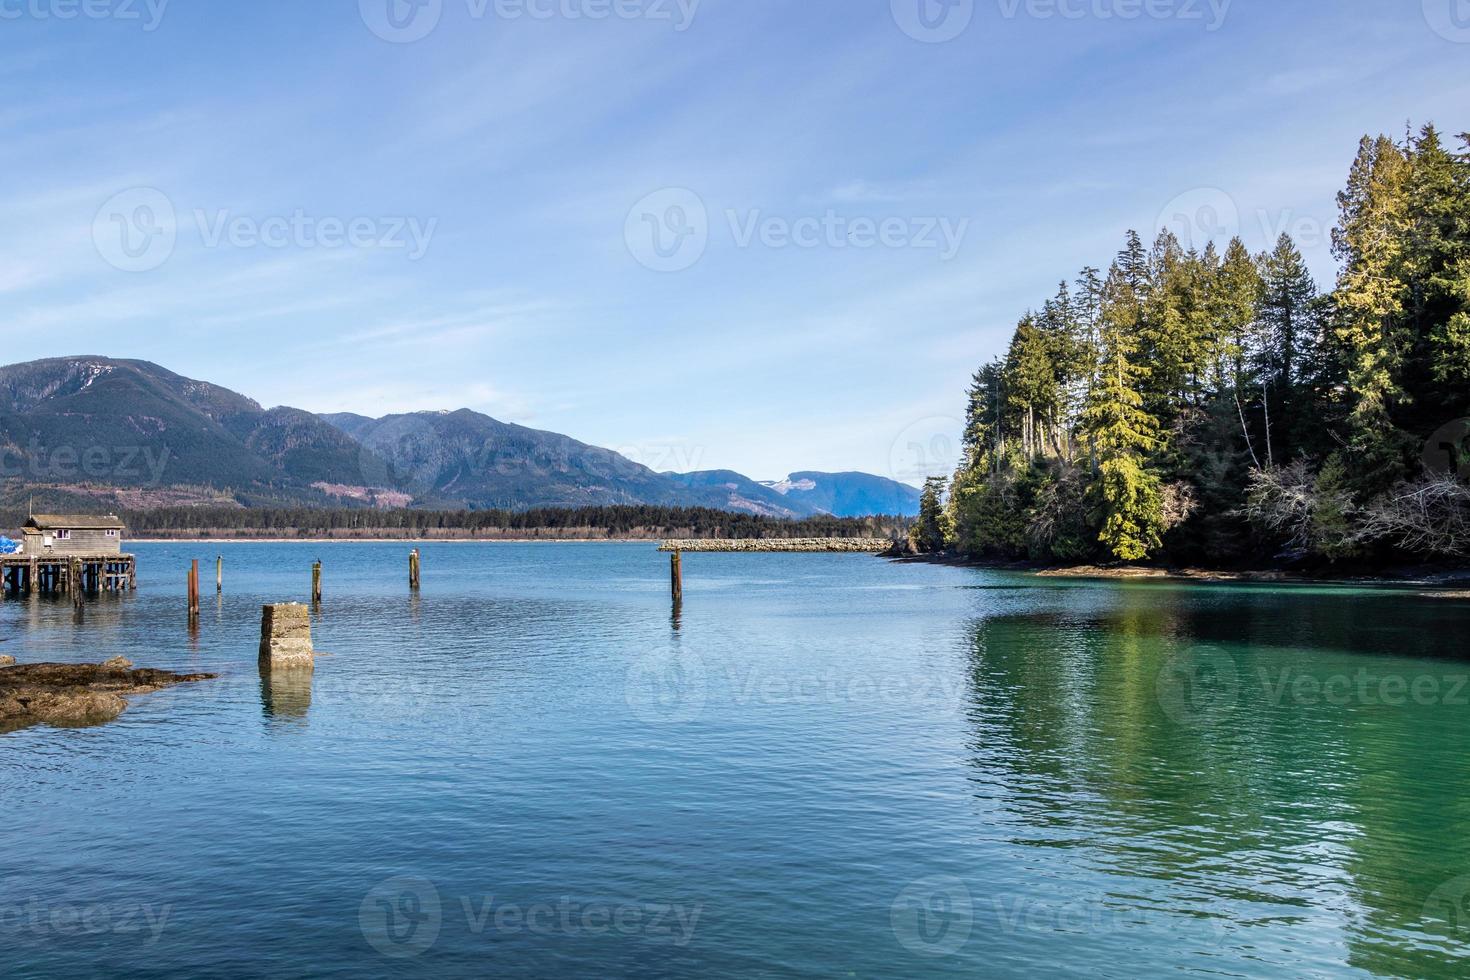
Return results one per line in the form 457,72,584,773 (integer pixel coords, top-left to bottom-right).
0,661,215,734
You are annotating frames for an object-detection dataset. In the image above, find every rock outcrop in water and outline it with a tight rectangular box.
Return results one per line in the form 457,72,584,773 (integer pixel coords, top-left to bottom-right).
0,658,215,734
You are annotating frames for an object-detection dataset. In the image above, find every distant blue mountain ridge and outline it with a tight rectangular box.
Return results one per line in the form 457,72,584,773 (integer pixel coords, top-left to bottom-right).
0,356,920,517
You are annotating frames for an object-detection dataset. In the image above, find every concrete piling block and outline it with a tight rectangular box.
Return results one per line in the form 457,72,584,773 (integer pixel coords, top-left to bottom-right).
259,603,315,669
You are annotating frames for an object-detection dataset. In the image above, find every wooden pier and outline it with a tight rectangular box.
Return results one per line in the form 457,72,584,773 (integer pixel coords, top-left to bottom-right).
0,554,137,596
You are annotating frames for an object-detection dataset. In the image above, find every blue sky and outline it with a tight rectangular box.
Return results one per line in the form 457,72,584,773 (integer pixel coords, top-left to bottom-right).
1,0,1467,485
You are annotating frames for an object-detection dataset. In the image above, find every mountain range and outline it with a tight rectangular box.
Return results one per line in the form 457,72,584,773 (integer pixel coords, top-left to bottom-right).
0,357,920,517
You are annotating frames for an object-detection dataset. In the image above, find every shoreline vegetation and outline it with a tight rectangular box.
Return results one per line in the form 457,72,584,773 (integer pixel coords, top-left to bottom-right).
659,538,892,552
35,505,908,545
892,551,1470,592
906,124,1470,574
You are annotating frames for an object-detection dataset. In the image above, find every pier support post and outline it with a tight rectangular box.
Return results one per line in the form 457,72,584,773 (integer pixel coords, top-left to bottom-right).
70,559,83,611
217,555,223,593
259,603,315,669
409,549,421,589
312,562,323,605
671,550,683,600
188,560,200,620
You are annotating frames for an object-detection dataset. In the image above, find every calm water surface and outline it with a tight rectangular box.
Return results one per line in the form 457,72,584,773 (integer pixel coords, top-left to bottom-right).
2,542,1469,978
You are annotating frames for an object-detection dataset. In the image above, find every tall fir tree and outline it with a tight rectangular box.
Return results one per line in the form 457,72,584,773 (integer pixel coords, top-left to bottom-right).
1331,133,1415,491
1081,261,1165,561
1003,315,1060,459
911,476,950,553
1254,234,1319,463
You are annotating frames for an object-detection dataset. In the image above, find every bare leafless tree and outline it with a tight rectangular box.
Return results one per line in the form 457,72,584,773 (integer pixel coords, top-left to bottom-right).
1352,477,1470,558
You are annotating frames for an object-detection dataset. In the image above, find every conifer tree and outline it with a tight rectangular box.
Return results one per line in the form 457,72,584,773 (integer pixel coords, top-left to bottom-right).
1212,238,1263,392
911,476,950,553
1004,315,1060,458
1332,134,1415,490
1081,263,1164,561
961,361,1005,469
1254,234,1319,463
1403,126,1470,419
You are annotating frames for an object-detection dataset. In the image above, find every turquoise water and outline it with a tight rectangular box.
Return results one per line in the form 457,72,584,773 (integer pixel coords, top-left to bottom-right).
2,542,1469,977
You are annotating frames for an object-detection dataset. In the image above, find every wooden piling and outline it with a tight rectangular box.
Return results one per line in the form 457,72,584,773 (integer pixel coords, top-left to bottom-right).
312,561,323,605
217,555,223,593
70,558,83,611
188,559,200,619
409,548,421,589
671,550,683,600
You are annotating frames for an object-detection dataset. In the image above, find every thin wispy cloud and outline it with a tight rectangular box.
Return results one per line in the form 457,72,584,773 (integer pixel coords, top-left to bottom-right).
0,0,1463,479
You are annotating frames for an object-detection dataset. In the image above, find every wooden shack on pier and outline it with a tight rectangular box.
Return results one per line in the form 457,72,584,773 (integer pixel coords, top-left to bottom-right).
22,514,126,557
2,515,135,596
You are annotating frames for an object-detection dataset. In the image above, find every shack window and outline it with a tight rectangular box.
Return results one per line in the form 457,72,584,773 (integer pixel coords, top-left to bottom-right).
105,530,118,537
55,530,71,540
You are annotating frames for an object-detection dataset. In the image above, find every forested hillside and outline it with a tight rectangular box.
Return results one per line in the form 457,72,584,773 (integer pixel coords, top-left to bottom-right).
53,506,905,542
913,125,1470,567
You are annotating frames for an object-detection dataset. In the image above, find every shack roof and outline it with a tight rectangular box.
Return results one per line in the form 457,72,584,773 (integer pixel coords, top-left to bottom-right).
24,515,126,531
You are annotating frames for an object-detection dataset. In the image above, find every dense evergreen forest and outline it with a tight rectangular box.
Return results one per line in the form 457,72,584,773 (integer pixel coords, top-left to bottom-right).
911,125,1470,567
14,506,905,541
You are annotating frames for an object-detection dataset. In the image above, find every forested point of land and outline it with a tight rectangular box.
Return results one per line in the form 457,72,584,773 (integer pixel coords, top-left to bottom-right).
15,506,907,542
910,124,1470,568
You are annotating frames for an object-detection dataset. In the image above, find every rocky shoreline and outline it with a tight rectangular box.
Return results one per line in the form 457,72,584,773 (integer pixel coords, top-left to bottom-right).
889,553,1470,592
0,658,215,734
